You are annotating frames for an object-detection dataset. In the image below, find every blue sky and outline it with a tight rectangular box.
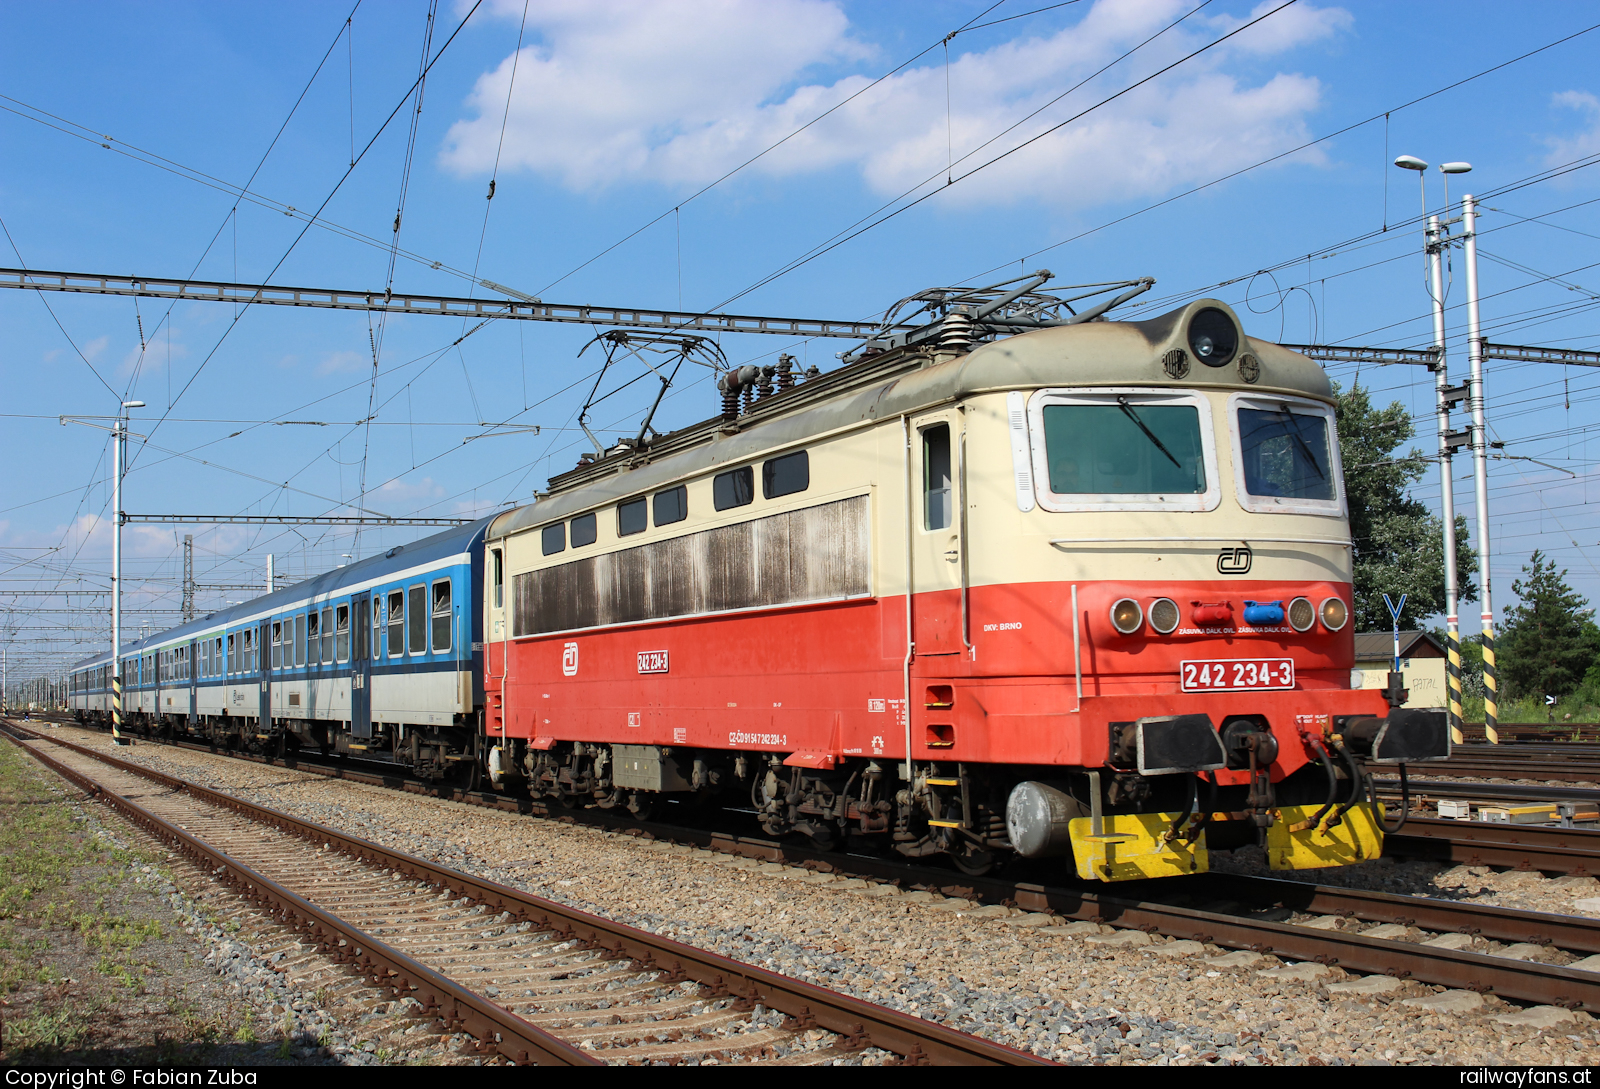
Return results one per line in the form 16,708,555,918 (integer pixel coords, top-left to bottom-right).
3,0,1600,678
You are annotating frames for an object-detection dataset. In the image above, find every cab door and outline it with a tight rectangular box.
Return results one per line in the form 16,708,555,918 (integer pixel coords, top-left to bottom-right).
910,410,966,657
350,592,372,738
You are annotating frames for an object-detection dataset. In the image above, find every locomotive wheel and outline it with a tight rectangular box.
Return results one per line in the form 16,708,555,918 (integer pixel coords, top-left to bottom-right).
625,792,654,820
948,843,995,877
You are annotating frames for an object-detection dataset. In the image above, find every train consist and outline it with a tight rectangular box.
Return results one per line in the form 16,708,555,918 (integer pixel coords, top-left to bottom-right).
70,281,1448,881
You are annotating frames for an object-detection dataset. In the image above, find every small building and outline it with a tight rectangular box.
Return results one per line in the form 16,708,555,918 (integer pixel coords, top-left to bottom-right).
1352,630,1448,707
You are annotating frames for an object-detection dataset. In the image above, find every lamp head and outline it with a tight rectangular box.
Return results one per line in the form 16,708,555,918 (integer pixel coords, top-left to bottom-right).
1393,155,1429,172
1440,162,1472,174
121,400,145,409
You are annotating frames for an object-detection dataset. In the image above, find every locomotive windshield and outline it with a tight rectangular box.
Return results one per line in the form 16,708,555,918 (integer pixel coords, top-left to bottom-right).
1237,405,1336,501
1041,402,1206,494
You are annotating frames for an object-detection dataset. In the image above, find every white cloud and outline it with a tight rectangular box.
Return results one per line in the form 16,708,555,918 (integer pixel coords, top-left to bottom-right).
376,477,447,503
1545,90,1600,166
317,349,368,376
442,0,1349,209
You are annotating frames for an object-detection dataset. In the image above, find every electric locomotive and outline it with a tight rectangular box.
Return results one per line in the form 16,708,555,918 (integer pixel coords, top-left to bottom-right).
479,285,1448,880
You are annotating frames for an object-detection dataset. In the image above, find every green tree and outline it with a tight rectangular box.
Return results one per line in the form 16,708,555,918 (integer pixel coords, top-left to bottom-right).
1337,382,1477,631
1499,550,1600,700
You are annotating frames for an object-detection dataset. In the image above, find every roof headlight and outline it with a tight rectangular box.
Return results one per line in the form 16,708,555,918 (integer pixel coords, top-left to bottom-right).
1288,596,1315,632
1148,598,1180,634
1188,307,1239,368
1110,598,1144,635
1320,596,1349,631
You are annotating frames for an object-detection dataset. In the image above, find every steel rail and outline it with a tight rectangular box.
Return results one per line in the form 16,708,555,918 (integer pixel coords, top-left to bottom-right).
1379,778,1600,804
38,718,1600,1010
1385,816,1600,876
6,723,1049,1067
0,724,595,1067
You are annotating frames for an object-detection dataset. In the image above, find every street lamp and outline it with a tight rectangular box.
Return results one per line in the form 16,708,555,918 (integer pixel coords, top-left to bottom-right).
111,399,144,745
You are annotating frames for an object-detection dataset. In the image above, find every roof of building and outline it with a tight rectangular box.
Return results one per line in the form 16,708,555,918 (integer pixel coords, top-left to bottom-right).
1353,630,1446,661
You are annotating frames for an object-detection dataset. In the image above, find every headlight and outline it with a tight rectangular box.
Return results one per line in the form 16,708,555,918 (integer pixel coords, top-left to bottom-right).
1148,598,1180,634
1288,597,1315,632
1110,598,1144,634
1188,307,1239,368
1320,597,1349,631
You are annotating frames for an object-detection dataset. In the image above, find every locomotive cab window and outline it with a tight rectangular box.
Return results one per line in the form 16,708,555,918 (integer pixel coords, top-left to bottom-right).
922,425,952,531
617,497,647,537
1229,393,1343,515
571,512,598,547
763,451,809,499
491,548,504,608
653,485,687,526
431,580,451,653
1028,389,1220,513
714,466,754,510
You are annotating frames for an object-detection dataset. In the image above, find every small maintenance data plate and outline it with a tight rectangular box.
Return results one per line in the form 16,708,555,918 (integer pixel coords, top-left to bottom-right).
1180,658,1294,692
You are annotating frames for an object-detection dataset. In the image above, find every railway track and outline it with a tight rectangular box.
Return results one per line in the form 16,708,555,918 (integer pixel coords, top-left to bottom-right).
21,719,1600,1018
1,721,1042,1067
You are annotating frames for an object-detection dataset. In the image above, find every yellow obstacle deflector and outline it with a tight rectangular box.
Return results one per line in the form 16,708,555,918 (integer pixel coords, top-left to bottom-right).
1068,813,1209,882
1266,802,1385,871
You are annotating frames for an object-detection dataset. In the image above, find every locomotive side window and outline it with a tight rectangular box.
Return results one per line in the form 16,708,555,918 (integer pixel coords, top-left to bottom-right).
387,591,404,657
1234,399,1339,509
922,425,952,530
431,580,452,653
571,512,598,547
763,451,809,499
714,466,754,510
335,604,350,663
409,584,427,654
542,523,565,555
653,485,687,526
492,548,504,608
618,497,648,536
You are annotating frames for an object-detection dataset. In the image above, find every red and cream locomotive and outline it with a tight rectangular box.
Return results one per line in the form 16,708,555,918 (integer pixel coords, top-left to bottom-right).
477,276,1448,880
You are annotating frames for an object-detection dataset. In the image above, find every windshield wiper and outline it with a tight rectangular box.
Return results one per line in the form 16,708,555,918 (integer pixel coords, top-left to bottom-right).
1117,396,1181,468
1276,404,1326,480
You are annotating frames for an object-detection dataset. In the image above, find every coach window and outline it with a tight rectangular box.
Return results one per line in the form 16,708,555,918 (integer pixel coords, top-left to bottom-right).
272,623,282,669
295,613,307,667
653,485,687,526
618,497,647,537
922,425,952,530
306,611,320,665
408,584,427,654
387,591,404,657
570,512,597,547
492,549,504,609
226,634,236,676
713,466,754,510
244,630,255,673
763,451,810,500
371,599,383,660
321,607,335,663
201,640,210,678
431,580,452,653
541,523,565,556
217,636,225,675
335,604,350,663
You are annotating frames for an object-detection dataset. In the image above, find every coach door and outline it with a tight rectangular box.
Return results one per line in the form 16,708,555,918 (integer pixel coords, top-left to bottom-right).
350,592,372,738
258,621,272,729
910,410,967,657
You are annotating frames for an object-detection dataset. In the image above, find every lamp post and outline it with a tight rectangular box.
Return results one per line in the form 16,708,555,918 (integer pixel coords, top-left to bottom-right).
1395,155,1479,744
112,399,144,745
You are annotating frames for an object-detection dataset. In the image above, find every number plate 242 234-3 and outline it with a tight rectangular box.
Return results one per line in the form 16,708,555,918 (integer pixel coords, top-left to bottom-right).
1180,659,1294,692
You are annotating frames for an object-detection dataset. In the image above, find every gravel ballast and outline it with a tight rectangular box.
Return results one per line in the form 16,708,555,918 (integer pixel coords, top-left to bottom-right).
42,725,1600,1066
